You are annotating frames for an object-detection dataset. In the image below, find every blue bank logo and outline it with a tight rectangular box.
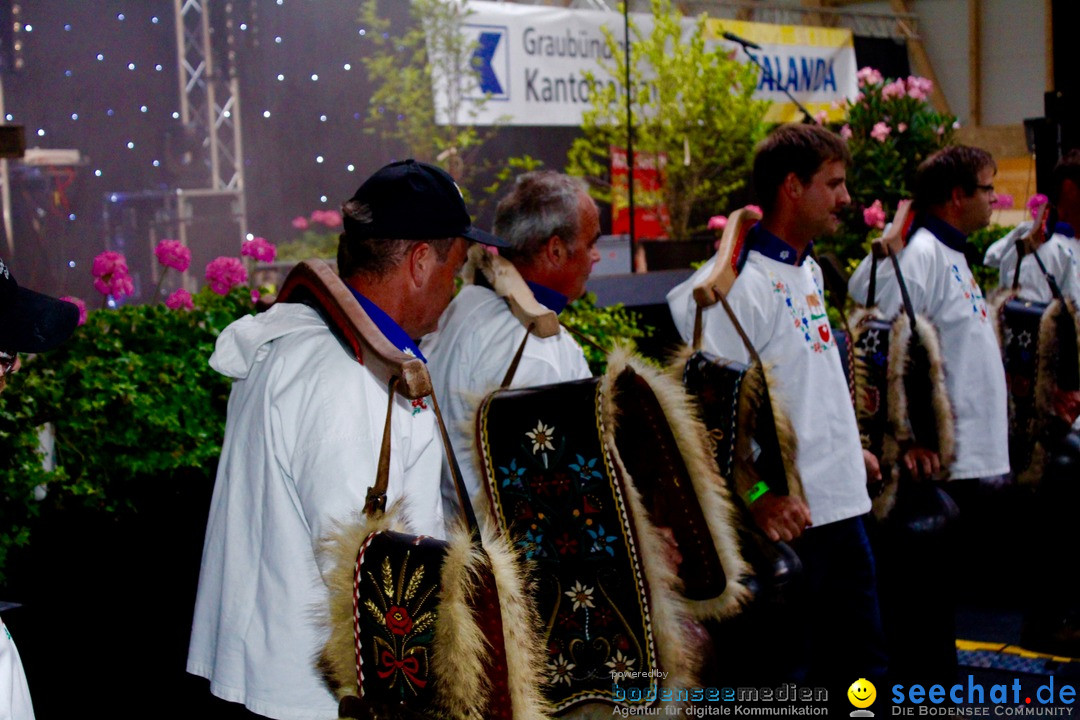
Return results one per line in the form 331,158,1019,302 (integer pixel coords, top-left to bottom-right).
464,24,509,101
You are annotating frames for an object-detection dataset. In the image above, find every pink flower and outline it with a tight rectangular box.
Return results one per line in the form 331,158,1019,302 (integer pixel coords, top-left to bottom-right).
745,204,763,216
952,120,961,130
881,79,907,100
205,256,248,295
897,122,908,133
291,215,310,230
840,124,853,140
906,75,933,101
991,193,1014,210
1028,193,1049,219
863,200,887,230
936,125,946,136
91,251,134,299
870,122,891,142
240,236,277,263
707,215,727,231
59,296,87,326
856,67,883,87
154,239,191,272
814,110,828,125
165,288,194,310
310,209,343,227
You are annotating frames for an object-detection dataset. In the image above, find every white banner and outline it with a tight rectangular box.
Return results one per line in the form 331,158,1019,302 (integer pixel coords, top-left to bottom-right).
429,1,858,127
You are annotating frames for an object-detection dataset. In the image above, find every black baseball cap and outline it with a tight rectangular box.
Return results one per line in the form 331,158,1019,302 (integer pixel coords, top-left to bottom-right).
0,257,80,353
342,159,509,248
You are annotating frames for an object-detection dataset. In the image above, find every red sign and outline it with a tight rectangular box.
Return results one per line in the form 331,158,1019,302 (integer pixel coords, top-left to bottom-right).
610,147,669,240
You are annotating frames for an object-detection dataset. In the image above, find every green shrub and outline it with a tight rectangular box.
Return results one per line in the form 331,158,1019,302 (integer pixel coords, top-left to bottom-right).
0,287,253,579
561,292,653,374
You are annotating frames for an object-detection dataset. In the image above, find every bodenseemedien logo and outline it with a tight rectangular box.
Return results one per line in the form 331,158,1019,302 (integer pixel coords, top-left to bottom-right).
849,678,877,717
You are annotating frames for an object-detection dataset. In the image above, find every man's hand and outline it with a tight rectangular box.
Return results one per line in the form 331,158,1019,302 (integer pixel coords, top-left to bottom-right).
902,445,941,480
749,492,812,543
863,449,883,483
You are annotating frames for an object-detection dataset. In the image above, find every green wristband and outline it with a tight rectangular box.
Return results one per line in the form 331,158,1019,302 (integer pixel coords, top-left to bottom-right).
744,481,770,505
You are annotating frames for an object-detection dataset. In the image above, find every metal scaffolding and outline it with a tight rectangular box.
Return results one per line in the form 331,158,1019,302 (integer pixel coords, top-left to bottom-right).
172,0,248,287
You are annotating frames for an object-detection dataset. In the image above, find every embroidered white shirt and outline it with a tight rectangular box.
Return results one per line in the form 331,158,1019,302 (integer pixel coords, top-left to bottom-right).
668,252,871,527
984,221,1080,306
850,226,1010,480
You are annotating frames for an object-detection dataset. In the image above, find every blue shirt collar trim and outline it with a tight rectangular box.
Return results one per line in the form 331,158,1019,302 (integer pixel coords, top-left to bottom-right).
1055,221,1075,239
747,223,812,266
346,286,427,363
917,213,969,253
526,280,570,315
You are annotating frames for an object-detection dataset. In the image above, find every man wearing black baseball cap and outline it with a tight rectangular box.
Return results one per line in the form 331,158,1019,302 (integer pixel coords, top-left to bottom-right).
187,160,506,720
0,257,80,389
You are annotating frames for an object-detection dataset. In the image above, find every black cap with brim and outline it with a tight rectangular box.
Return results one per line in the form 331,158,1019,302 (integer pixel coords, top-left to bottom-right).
0,259,80,353
343,159,511,249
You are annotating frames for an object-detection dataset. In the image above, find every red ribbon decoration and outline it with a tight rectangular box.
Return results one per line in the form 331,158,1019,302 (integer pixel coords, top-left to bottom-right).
377,650,427,688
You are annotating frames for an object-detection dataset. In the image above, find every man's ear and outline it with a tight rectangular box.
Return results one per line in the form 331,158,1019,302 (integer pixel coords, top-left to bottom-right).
782,172,803,201
949,185,968,208
543,235,565,266
406,241,434,288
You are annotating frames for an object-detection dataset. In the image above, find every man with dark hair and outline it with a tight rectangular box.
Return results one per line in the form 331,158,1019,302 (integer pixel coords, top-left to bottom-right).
985,149,1080,307
187,160,508,720
850,145,1008,482
668,123,886,682
423,171,599,512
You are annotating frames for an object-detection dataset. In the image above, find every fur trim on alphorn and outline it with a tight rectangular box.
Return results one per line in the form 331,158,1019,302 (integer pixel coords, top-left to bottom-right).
318,505,402,705
987,287,1018,351
605,346,750,621
318,503,553,719
876,313,955,519
667,344,804,510
598,356,701,698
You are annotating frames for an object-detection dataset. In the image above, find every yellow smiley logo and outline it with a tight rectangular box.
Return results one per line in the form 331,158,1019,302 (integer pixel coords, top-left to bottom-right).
848,678,876,709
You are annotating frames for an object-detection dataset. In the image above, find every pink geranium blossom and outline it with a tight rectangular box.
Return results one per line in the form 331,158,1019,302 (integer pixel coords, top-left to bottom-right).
1027,193,1049,220
870,122,891,142
154,239,191,272
240,236,277,263
881,79,907,100
897,123,908,133
991,193,1014,210
291,216,310,230
707,215,727,231
906,75,933,101
814,110,828,125
91,251,134,299
205,256,248,295
856,67,883,87
863,200,887,230
165,288,194,310
59,296,87,326
310,209,343,227
840,124,853,140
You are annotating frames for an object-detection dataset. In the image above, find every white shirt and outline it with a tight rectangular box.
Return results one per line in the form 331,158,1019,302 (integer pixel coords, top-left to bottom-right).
422,284,591,519
850,224,1010,480
187,303,444,720
0,617,34,720
983,221,1080,306
667,251,871,527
